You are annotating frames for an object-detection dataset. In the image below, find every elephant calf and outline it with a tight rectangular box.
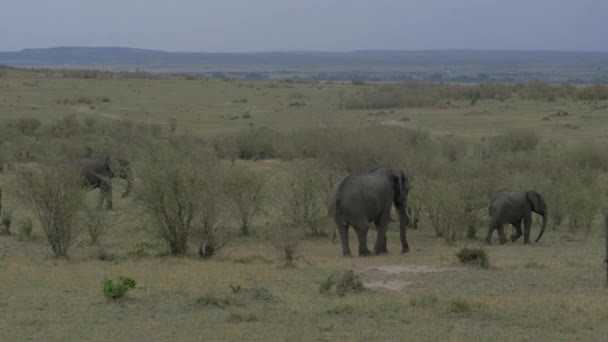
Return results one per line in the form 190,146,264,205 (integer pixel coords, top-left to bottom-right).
329,167,411,257
70,155,134,210
487,190,548,245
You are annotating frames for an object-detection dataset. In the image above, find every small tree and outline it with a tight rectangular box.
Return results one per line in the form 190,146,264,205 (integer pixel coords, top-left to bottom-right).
82,204,111,245
15,162,84,257
223,166,269,235
134,147,218,255
198,171,231,259
281,161,327,236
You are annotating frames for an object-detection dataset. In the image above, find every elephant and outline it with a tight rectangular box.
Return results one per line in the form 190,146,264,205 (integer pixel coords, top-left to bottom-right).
70,155,133,210
486,190,548,245
329,167,411,257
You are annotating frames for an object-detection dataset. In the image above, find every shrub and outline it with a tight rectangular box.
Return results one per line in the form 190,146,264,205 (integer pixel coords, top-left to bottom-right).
319,270,365,296
488,129,539,153
102,276,137,300
197,172,231,259
15,117,41,136
196,293,236,308
15,162,84,257
17,217,34,239
226,312,258,323
281,161,327,236
327,304,355,315
135,147,219,255
223,166,269,235
410,294,439,308
450,298,473,314
82,204,110,245
0,207,12,235
456,246,490,269
271,221,302,266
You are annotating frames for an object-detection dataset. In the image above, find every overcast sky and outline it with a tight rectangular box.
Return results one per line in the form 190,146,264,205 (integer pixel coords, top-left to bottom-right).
1,0,606,52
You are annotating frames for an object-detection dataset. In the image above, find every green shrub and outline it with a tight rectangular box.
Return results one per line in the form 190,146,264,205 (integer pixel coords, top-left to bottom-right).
410,294,439,308
196,293,236,308
450,298,472,314
319,270,365,296
102,276,137,300
226,312,258,323
456,246,490,269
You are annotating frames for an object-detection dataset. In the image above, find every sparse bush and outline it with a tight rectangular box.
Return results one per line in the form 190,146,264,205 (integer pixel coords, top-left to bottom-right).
15,162,84,257
197,172,231,259
168,117,177,134
135,147,219,255
327,304,355,315
410,294,439,308
223,166,269,235
456,246,490,269
226,312,258,323
489,129,539,153
196,293,237,308
0,207,12,235
14,117,41,136
82,204,110,245
271,221,302,266
17,217,34,239
319,270,365,296
450,298,473,314
102,276,136,300
281,161,327,236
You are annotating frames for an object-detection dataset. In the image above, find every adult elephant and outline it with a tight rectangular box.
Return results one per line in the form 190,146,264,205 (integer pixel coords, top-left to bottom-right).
329,167,411,257
486,190,547,245
70,155,133,210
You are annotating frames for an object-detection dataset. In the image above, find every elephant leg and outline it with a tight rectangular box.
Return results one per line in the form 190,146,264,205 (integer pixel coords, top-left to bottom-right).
485,221,497,245
337,224,352,257
511,221,523,242
373,222,389,255
353,221,371,257
497,225,507,245
523,214,532,244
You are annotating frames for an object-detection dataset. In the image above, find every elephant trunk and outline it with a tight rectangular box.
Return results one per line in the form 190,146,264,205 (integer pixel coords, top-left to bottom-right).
397,206,410,253
535,214,547,243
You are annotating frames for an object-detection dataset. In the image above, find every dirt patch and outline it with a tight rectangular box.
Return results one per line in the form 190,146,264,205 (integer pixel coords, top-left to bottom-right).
364,280,421,291
361,265,464,274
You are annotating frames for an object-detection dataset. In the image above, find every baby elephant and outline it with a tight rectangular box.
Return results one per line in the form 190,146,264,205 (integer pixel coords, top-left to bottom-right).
487,190,548,245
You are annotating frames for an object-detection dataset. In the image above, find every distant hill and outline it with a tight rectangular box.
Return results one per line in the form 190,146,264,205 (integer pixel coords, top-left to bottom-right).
1,47,608,83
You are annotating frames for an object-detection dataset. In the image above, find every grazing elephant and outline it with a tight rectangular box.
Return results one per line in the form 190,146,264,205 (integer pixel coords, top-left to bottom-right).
70,155,133,210
329,167,411,257
486,190,548,245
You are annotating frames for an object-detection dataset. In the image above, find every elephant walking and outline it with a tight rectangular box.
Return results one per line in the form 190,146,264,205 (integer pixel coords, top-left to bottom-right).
329,167,411,257
486,190,547,245
70,155,133,210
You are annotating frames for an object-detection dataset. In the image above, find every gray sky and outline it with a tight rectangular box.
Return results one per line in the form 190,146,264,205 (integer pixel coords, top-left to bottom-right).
1,0,606,52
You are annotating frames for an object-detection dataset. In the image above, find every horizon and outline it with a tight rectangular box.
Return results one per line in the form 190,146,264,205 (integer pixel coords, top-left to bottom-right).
5,46,608,54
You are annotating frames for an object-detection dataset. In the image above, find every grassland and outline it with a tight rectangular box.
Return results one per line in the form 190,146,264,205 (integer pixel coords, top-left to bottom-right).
1,68,608,341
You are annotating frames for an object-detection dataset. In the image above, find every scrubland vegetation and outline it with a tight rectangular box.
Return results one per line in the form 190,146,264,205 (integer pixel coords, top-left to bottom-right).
1,67,608,340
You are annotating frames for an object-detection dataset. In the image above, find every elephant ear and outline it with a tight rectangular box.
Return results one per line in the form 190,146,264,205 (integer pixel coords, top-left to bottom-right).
106,156,122,176
526,191,544,213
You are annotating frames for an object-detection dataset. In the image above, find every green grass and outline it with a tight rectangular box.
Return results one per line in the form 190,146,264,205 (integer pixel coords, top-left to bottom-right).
1,68,608,341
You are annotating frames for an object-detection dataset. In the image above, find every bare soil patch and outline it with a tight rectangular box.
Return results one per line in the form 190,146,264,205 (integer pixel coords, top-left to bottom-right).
364,280,421,291
360,264,465,274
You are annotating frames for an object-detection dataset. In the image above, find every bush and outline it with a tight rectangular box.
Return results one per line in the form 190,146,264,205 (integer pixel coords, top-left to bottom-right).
271,221,302,266
0,207,12,235
82,204,110,245
319,270,365,296
410,294,439,308
226,312,258,323
135,147,220,255
281,161,327,236
223,166,269,235
15,162,84,257
456,246,490,269
14,117,41,136
197,170,231,259
450,298,473,314
196,293,237,308
17,217,34,239
488,129,539,153
102,276,137,300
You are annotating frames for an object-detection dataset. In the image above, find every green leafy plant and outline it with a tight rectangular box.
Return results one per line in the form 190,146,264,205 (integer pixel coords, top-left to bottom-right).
319,270,365,296
456,246,490,269
102,276,137,300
